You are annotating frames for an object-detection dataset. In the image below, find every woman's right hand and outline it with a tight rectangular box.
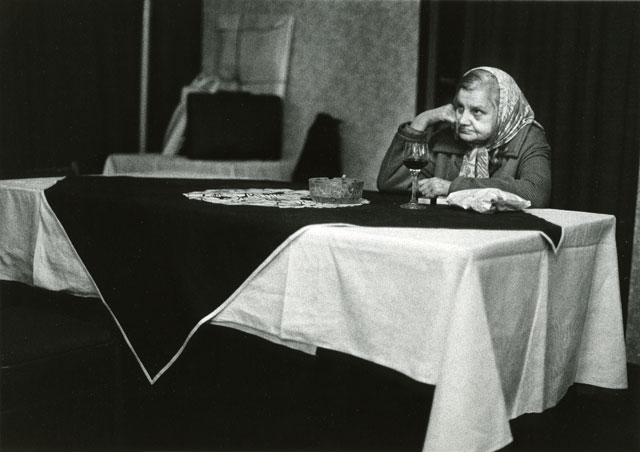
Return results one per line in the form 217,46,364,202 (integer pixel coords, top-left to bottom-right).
410,104,456,132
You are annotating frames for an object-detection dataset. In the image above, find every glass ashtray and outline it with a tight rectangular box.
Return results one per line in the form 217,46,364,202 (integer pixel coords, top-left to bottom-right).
308,177,364,204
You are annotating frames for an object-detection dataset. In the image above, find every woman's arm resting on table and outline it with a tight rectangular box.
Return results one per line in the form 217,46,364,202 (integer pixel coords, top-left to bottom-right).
448,142,552,208
418,177,452,198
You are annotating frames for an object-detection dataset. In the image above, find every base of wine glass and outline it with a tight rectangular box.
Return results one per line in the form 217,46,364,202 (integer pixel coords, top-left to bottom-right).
400,201,426,210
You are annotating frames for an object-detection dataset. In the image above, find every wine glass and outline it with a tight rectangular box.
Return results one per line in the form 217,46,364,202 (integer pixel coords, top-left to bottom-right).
401,141,430,210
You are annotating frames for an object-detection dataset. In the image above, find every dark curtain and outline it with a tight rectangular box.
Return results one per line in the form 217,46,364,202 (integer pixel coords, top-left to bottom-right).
146,0,202,153
0,0,142,174
436,1,640,324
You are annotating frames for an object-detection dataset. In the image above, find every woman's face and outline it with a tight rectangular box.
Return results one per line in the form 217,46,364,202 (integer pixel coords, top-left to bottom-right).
453,87,498,146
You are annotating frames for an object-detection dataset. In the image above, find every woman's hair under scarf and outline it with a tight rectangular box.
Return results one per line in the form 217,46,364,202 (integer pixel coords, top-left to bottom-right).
458,67,535,179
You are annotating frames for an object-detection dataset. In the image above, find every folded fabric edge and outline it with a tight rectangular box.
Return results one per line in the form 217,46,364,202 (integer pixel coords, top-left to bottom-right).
526,210,564,254
209,320,317,355
148,224,322,383
41,193,157,384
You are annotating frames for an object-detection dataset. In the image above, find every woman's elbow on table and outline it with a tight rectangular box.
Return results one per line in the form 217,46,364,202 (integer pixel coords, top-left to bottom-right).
448,173,551,208
526,179,551,208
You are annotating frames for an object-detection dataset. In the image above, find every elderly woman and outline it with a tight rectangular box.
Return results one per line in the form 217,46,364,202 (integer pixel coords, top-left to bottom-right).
377,67,551,208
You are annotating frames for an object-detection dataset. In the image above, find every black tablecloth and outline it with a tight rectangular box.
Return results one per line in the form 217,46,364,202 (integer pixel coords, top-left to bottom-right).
44,176,561,380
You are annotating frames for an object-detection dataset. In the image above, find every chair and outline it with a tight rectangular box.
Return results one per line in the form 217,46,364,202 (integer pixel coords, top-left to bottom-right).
0,281,123,451
103,14,296,180
207,14,294,97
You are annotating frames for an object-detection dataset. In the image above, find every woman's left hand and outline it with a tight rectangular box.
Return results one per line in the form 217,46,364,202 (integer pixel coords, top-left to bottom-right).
418,177,451,198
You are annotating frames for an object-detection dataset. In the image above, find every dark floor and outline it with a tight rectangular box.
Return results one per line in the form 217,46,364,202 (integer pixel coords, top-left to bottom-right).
1,283,639,452
121,327,640,452
118,326,434,452
505,365,640,452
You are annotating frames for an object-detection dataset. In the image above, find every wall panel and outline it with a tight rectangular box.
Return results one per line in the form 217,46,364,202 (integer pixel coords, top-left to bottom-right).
202,0,420,190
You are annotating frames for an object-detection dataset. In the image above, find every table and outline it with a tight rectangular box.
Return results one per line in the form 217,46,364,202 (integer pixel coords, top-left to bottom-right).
0,176,627,452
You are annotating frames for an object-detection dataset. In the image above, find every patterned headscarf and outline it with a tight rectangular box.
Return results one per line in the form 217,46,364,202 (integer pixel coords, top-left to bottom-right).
458,67,535,178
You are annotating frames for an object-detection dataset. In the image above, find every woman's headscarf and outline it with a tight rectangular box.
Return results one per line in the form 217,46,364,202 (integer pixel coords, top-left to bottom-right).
458,67,535,178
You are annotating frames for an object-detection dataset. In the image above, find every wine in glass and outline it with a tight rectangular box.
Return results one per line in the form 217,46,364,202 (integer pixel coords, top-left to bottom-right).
401,141,429,210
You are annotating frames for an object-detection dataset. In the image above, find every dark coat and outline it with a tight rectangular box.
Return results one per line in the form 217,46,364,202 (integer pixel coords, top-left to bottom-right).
376,122,552,208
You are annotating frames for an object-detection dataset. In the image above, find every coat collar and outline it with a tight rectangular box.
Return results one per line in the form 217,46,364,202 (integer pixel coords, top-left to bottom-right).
501,124,531,158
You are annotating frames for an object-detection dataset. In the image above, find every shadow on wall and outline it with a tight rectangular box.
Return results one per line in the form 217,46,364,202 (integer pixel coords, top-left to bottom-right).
292,113,342,184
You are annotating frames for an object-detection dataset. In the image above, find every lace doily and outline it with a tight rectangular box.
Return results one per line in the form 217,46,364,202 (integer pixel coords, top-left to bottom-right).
184,188,369,209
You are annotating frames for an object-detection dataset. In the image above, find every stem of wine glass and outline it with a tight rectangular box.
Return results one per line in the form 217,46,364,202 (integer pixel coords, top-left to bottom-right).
410,169,419,204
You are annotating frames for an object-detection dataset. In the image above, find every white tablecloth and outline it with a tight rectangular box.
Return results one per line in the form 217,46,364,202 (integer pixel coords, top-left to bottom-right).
0,177,628,452
0,177,96,296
